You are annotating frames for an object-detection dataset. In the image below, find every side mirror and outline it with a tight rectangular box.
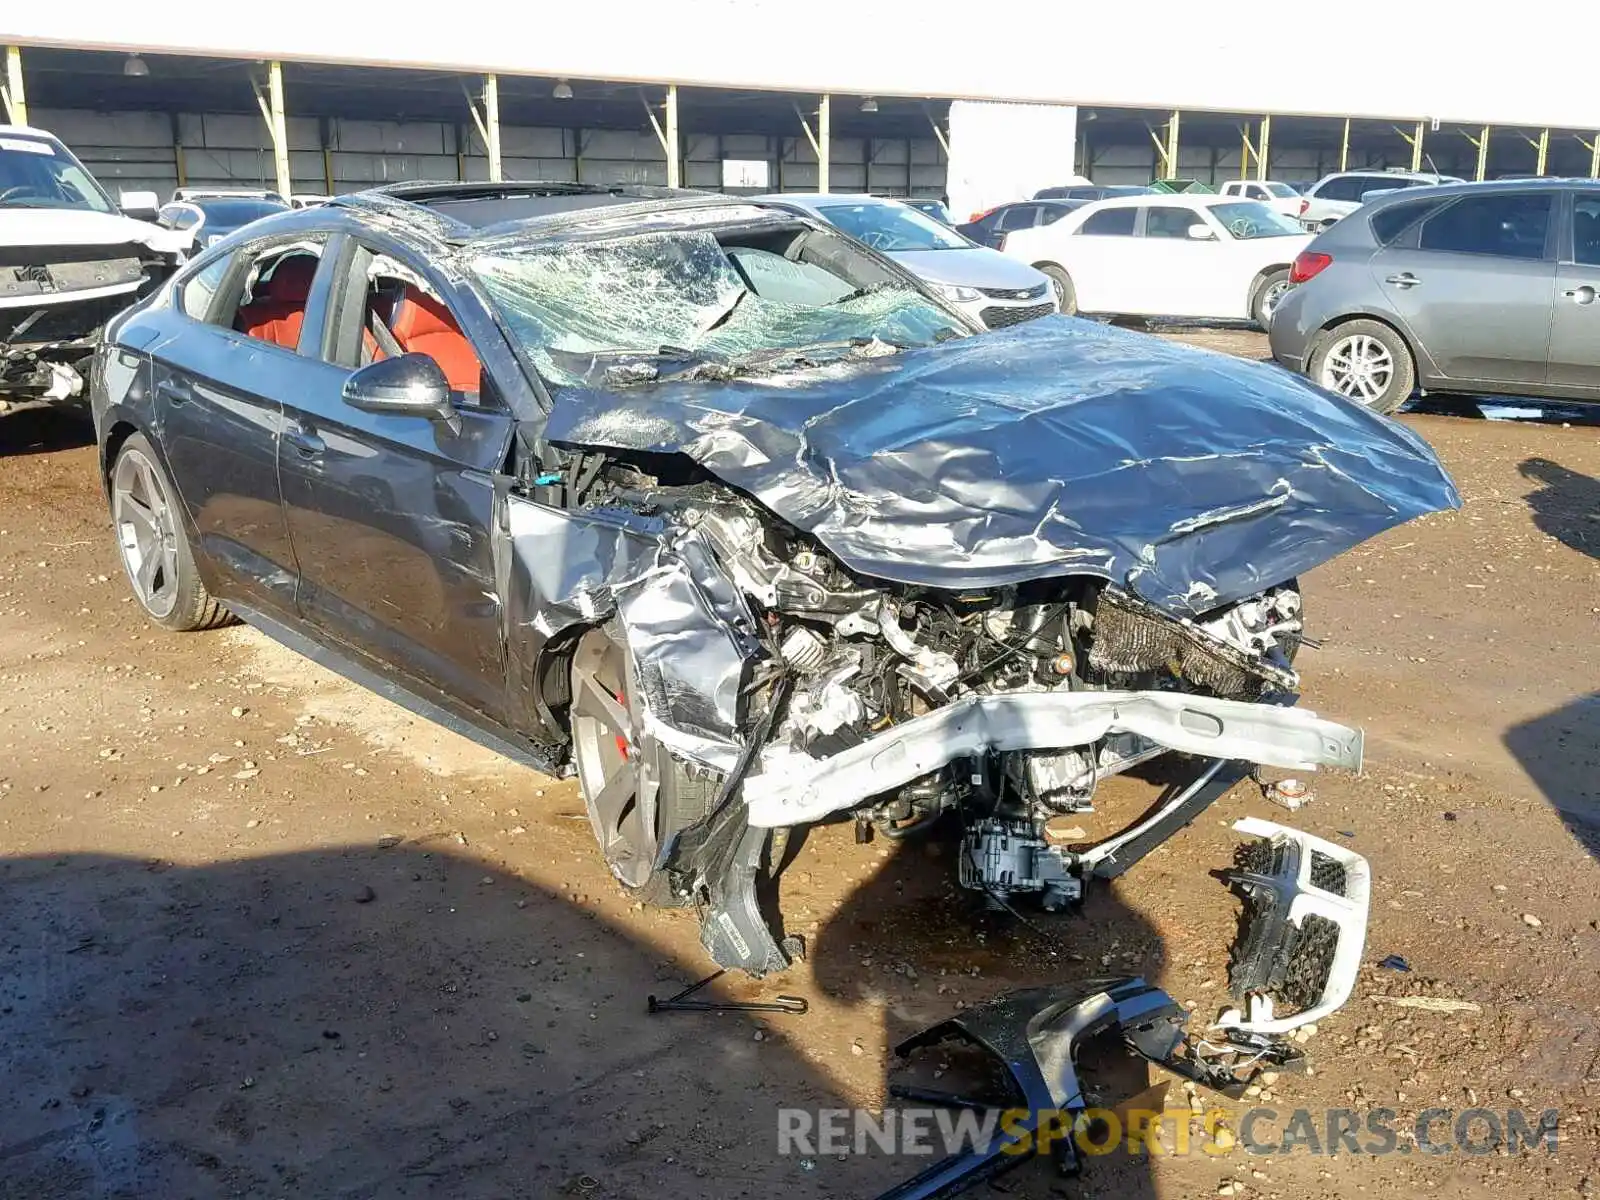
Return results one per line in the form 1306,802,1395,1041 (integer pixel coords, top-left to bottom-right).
120,190,160,221
1187,223,1217,240
342,354,458,429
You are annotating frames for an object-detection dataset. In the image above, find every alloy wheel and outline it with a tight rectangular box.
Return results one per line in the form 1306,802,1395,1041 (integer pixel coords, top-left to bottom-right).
1258,279,1291,324
1318,333,1395,407
111,446,181,620
570,629,662,890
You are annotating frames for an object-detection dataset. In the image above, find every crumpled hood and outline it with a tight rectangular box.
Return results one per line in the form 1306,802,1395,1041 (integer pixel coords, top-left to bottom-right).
0,207,191,255
545,315,1461,614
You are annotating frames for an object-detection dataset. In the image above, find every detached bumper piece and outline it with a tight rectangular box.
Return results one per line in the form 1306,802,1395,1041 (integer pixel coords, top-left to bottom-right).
1218,817,1371,1036
873,977,1247,1200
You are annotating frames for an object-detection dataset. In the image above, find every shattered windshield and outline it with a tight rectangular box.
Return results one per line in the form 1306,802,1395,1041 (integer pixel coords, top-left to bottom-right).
473,228,963,387
0,135,117,213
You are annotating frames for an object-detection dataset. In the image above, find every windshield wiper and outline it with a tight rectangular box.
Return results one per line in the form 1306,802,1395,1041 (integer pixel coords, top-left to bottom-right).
697,286,749,335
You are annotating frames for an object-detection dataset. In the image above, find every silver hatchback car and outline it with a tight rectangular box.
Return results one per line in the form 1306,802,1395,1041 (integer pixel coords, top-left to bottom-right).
1270,179,1600,413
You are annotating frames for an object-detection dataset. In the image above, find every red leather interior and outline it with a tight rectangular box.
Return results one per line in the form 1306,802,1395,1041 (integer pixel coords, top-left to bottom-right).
235,256,318,351
387,287,480,393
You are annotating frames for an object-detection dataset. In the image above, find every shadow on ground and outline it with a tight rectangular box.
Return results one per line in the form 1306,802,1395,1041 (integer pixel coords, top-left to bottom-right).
0,832,1168,1200
1517,456,1600,562
1506,692,1600,862
0,404,94,458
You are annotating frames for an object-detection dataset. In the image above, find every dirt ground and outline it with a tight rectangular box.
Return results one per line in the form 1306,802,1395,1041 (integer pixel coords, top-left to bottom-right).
2,331,1597,1200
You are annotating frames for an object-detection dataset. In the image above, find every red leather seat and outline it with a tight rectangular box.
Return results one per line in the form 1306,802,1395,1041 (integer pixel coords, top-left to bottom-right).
388,287,480,394
235,256,318,351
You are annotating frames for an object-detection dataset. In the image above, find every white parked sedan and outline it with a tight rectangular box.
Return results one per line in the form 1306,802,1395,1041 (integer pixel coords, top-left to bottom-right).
1001,194,1313,328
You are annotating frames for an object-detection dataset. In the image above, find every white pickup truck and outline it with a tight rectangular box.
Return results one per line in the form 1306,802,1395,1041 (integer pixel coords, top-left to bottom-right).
2,125,191,412
1217,179,1303,217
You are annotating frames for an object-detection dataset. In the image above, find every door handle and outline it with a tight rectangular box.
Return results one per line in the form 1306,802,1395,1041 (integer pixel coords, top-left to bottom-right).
1563,284,1597,305
284,424,326,458
155,377,192,405
1384,273,1421,288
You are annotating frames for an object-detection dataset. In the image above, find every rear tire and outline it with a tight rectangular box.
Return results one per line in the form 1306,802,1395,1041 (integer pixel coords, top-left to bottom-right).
109,432,232,632
1038,264,1078,315
1250,268,1291,330
1308,319,1416,415
569,622,720,906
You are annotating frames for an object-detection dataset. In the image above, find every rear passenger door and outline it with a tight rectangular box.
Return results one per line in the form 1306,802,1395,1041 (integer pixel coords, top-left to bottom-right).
1370,189,1556,387
276,234,515,725
152,233,331,616
1547,191,1600,393
1061,205,1138,311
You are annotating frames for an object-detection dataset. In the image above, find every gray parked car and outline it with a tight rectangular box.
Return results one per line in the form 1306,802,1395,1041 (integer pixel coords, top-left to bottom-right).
1270,179,1600,413
759,194,1057,330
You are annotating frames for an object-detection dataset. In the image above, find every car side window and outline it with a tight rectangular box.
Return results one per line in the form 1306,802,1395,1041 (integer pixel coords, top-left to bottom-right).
995,205,1037,232
1143,206,1198,239
1418,192,1552,260
1038,205,1073,226
224,238,329,352
1572,195,1600,266
328,242,486,402
179,256,231,321
1077,207,1136,236
1369,198,1447,244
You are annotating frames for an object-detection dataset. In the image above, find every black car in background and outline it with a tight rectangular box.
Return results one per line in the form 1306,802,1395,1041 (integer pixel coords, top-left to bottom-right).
957,198,1087,248
1033,184,1155,202
157,195,290,249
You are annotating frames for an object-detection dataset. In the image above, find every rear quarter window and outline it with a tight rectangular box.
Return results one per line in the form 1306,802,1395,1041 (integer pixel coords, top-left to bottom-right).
1369,198,1447,244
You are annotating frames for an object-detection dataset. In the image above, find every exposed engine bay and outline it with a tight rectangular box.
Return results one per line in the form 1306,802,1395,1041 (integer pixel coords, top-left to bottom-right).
507,441,1364,990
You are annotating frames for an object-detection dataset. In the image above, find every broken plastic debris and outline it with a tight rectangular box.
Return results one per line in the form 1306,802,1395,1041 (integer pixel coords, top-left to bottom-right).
1269,777,1312,810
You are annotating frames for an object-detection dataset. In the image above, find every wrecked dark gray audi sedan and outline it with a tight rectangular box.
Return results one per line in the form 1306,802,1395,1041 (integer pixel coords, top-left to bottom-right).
91,182,1459,1003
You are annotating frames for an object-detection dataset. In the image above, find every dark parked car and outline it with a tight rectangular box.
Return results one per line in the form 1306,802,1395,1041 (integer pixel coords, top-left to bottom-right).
900,197,954,224
956,198,1087,248
92,181,1457,983
1270,178,1600,413
157,195,290,249
1033,184,1154,202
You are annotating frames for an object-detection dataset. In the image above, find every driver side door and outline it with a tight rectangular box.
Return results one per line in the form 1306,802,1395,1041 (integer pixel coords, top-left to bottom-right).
276,233,516,725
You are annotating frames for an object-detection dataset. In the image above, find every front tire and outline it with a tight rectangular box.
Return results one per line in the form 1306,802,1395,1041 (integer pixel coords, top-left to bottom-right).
1308,319,1416,414
1251,269,1291,330
569,622,720,906
110,432,232,632
1038,264,1078,315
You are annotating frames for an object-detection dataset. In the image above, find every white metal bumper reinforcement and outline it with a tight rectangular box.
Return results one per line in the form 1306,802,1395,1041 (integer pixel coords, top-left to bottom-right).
742,690,1363,829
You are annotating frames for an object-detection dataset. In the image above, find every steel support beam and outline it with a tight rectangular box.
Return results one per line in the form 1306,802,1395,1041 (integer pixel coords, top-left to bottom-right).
1339,117,1350,172
665,84,679,188
1581,133,1600,178
1,45,24,126
1411,119,1425,172
171,112,187,188
256,62,291,201
818,93,830,193
1516,127,1551,177
642,87,680,188
483,75,501,182
1256,114,1270,180
1239,123,1256,180
1166,110,1181,179
1462,124,1490,181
